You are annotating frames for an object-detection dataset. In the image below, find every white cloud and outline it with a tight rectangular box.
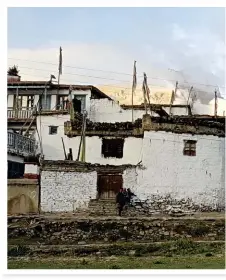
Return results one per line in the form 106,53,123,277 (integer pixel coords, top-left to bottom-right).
8,21,225,107
172,24,187,41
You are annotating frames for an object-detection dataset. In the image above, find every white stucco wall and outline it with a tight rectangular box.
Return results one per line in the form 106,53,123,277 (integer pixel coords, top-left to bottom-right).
124,131,225,210
208,98,226,116
89,99,159,122
36,112,143,164
36,114,70,160
67,136,143,165
163,106,189,115
41,170,97,212
41,130,225,212
24,164,39,174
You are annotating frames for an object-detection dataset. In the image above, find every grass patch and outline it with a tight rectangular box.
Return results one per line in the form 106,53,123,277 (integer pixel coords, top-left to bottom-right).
8,255,225,269
8,240,225,258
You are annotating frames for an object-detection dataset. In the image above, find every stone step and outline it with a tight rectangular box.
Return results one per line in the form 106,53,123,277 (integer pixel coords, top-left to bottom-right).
88,199,119,216
88,199,147,216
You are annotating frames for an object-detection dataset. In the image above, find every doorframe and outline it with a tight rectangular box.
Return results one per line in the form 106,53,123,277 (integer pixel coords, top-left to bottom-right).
96,171,123,200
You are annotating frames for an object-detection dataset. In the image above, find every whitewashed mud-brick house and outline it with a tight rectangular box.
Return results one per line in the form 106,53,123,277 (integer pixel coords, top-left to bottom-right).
7,77,225,214
39,91,225,214
7,77,113,177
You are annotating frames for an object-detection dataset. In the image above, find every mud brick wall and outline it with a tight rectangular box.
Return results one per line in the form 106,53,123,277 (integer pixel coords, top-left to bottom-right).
8,179,39,214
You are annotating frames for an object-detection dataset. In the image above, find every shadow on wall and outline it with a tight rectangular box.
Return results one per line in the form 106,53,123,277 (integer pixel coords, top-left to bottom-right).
8,194,35,214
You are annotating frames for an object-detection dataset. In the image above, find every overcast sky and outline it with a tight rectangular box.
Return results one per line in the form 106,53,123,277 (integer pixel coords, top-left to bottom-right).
7,7,225,98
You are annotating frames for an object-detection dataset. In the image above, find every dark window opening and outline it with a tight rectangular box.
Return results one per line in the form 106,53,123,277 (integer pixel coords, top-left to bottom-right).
8,161,24,179
73,97,82,113
183,140,197,156
102,138,124,158
49,126,58,135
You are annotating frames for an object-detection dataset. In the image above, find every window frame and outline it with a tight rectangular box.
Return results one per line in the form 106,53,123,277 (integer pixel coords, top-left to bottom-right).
49,126,58,135
183,140,197,156
56,95,69,110
101,138,125,159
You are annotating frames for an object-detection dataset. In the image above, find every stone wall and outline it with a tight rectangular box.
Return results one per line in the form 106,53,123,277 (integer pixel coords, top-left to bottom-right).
8,179,39,214
41,170,97,212
8,216,225,244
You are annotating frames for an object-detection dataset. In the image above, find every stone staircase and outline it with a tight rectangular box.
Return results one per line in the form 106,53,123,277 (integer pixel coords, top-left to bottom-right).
88,199,118,216
88,199,150,217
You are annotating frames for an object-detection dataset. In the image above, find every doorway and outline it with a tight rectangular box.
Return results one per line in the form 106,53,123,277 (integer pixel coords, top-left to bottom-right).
97,174,123,199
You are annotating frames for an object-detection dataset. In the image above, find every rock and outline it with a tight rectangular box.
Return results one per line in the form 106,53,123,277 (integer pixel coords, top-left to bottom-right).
78,241,86,245
128,250,136,256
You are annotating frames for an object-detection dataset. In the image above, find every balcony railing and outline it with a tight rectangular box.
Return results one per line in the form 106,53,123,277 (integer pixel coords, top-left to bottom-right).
8,131,36,157
7,107,34,120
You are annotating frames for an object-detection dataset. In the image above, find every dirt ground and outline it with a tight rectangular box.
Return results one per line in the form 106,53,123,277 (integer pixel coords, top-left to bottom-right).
8,211,225,221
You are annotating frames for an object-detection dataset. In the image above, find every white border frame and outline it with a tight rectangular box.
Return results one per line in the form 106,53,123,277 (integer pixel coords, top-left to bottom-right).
1,0,226,278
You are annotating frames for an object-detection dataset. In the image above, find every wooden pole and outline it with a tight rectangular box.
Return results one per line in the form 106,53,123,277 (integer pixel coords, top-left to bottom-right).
142,73,148,115
57,71,60,96
15,86,19,118
76,113,85,161
57,47,62,96
68,87,74,120
61,137,67,160
214,90,218,118
187,86,193,115
145,76,152,114
44,87,47,110
24,117,36,136
169,81,178,115
132,87,134,123
80,114,86,162
132,61,136,123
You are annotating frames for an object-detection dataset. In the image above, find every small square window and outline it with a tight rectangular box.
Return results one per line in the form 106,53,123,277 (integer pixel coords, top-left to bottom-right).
49,126,58,135
102,138,124,158
183,140,197,156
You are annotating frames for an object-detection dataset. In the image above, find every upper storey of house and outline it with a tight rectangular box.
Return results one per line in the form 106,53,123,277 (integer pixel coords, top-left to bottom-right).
7,77,193,127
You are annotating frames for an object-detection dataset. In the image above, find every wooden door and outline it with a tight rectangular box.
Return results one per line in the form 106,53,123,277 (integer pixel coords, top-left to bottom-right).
98,174,122,199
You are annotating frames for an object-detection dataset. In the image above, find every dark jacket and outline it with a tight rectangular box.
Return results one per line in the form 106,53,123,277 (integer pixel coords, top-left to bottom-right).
116,192,126,205
127,190,135,201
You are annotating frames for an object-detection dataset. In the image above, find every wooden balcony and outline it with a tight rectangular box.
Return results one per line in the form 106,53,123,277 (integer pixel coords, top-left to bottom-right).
8,131,36,157
7,107,34,120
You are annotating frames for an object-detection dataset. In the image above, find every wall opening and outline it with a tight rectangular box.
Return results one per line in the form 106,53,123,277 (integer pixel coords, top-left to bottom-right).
183,140,197,156
49,126,58,135
8,161,25,179
101,138,124,158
